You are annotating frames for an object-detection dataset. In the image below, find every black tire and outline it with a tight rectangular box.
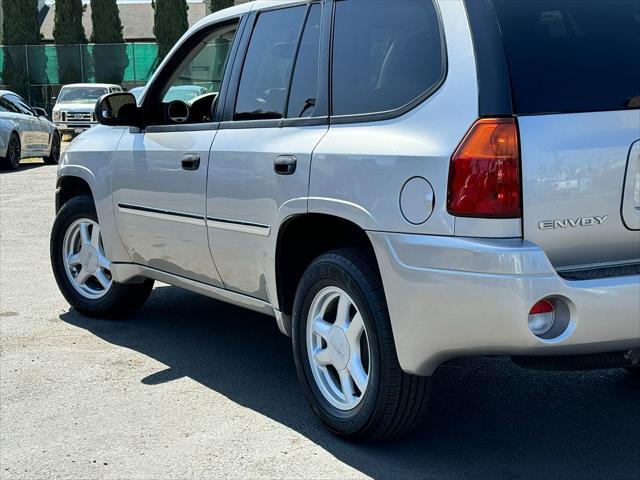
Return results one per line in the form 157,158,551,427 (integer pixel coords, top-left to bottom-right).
1,132,21,170
626,367,640,378
51,194,154,318
292,248,430,441
43,130,61,165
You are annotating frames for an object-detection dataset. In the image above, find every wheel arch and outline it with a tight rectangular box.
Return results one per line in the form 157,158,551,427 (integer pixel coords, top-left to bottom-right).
56,174,94,213
275,213,381,318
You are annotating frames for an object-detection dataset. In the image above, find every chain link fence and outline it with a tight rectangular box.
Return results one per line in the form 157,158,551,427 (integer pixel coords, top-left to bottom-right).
0,43,159,111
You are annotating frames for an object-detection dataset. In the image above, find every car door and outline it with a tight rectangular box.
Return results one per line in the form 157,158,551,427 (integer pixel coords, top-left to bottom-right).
5,94,41,154
113,17,242,286
207,2,328,301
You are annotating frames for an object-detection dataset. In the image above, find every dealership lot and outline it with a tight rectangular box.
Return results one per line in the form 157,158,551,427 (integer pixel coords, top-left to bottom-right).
1,162,639,479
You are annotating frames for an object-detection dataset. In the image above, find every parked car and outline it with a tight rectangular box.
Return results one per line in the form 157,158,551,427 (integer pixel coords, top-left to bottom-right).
50,0,640,441
0,90,60,170
129,85,209,103
52,83,123,137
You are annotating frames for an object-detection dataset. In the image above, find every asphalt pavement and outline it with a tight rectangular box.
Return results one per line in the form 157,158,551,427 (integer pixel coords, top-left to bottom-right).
1,160,639,479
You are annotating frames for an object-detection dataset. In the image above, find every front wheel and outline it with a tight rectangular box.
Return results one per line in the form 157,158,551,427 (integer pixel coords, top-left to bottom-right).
292,248,430,441
51,194,154,317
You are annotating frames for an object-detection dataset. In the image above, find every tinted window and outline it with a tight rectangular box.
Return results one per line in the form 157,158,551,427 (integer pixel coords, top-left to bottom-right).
235,6,307,120
6,95,33,115
332,0,443,116
0,97,18,113
492,0,640,114
286,4,322,118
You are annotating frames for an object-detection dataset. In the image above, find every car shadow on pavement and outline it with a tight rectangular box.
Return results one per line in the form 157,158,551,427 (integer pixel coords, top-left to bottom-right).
60,285,640,479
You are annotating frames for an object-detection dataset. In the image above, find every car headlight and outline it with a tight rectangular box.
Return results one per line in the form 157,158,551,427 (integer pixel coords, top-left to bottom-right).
52,110,61,122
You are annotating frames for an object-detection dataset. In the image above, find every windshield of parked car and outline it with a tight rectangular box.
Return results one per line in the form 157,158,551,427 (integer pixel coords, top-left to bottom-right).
163,86,206,103
58,87,109,104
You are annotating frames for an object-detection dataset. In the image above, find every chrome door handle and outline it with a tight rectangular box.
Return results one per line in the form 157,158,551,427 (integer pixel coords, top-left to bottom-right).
181,153,200,171
274,155,297,175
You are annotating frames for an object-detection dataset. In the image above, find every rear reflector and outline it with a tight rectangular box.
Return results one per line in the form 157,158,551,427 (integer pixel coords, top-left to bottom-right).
528,299,555,337
447,118,521,218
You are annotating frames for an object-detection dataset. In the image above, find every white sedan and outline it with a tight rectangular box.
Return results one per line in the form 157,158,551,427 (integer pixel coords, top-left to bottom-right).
0,90,60,170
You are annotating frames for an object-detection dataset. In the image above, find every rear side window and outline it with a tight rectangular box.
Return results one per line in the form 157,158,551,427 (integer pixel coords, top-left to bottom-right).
331,0,444,117
235,6,307,120
286,4,322,118
492,0,640,114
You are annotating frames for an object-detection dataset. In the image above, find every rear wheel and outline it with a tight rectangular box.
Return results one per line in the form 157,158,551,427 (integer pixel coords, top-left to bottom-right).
43,131,61,164
51,194,154,317
292,248,430,441
1,133,21,170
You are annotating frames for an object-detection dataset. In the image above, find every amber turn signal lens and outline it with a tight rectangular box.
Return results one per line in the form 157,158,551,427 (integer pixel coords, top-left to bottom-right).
447,118,521,218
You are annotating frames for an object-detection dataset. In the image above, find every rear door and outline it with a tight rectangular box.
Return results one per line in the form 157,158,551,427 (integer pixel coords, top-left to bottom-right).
490,0,640,270
207,2,328,300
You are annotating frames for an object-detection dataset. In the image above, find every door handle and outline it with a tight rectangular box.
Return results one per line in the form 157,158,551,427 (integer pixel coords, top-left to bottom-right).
274,155,297,175
181,153,200,171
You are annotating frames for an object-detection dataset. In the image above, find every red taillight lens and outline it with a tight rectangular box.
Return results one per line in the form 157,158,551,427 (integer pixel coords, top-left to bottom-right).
447,118,521,218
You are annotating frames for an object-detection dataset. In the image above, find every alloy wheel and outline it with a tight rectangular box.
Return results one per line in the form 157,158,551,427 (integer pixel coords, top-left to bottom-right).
306,286,371,410
62,218,113,299
7,135,20,169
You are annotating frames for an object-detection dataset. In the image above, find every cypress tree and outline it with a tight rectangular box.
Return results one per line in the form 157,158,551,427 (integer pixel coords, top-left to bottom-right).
153,0,189,62
90,0,128,84
53,0,89,85
1,0,41,100
208,0,234,13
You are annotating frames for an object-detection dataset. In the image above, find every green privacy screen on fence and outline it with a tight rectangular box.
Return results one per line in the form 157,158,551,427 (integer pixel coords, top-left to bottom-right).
0,43,158,109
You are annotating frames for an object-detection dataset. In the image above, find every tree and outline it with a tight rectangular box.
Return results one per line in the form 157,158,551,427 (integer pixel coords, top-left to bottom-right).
53,0,89,85
208,0,234,13
90,0,128,84
1,0,42,100
153,0,189,62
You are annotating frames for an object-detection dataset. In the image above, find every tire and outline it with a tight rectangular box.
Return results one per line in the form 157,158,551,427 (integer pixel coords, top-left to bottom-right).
626,367,640,378
51,194,154,318
43,130,61,165
292,248,430,441
1,132,21,170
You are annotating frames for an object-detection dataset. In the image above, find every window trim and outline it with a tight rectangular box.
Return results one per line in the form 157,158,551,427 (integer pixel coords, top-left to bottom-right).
328,0,448,125
220,1,330,129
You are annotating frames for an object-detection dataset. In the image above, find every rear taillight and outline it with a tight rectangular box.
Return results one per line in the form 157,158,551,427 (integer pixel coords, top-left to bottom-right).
447,118,521,218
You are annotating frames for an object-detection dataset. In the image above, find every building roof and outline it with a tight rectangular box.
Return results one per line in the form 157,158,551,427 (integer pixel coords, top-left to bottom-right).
40,1,208,43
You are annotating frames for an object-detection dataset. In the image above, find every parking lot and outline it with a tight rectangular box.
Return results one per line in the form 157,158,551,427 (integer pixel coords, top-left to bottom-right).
1,160,639,479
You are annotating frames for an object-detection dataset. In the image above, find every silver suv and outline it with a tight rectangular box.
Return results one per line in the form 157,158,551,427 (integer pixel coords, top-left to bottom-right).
50,0,640,440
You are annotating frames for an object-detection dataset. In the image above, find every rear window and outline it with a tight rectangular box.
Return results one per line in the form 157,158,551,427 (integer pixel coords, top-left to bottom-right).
492,0,640,114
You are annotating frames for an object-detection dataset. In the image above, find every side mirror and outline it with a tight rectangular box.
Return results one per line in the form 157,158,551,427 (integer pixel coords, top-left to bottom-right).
32,107,48,117
95,92,139,126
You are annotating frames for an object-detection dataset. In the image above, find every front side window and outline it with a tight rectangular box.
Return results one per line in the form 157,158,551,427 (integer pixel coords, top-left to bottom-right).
234,6,307,120
162,23,237,103
331,0,444,117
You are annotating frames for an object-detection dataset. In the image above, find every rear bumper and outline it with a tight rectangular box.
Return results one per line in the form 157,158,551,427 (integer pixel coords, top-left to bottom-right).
368,232,640,376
